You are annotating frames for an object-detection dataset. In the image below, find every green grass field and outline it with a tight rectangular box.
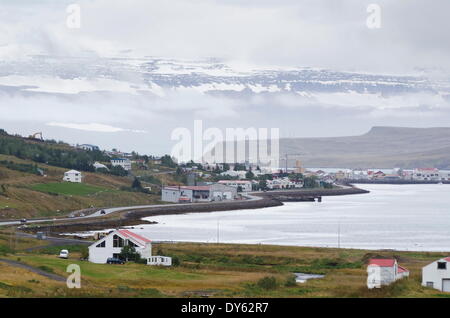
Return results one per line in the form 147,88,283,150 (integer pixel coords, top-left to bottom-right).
30,182,111,196
1,234,450,298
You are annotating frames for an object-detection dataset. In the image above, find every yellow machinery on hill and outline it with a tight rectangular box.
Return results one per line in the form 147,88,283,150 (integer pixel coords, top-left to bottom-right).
28,132,44,141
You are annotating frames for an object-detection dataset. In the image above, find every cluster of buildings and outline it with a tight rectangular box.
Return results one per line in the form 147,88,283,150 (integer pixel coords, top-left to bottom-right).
303,167,450,182
367,257,450,293
218,175,305,190
62,158,132,184
161,174,306,203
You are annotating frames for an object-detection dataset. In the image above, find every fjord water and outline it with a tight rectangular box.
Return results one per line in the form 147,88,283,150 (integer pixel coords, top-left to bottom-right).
138,184,450,251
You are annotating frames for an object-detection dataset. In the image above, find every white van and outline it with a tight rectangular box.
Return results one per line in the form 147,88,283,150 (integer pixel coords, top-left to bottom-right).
59,249,69,259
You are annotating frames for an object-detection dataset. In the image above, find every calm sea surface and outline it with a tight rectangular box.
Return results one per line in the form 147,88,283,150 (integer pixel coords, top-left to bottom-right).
133,184,450,251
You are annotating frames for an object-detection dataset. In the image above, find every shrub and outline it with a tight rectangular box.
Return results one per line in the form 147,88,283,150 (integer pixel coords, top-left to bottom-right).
80,247,89,260
119,245,141,262
218,256,230,263
284,275,297,287
172,256,180,267
257,276,278,290
241,255,264,265
0,245,13,256
135,257,148,264
142,288,164,297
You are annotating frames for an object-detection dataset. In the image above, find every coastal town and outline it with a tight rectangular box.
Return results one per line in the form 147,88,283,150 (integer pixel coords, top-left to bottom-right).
2,0,450,312
67,144,450,205
0,128,449,299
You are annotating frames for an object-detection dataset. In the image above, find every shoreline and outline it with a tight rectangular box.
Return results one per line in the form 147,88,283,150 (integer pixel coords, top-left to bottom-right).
344,180,450,185
24,186,369,234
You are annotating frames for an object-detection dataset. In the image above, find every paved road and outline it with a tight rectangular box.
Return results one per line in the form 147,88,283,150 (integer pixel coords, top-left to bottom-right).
0,193,262,227
15,232,92,252
0,258,66,282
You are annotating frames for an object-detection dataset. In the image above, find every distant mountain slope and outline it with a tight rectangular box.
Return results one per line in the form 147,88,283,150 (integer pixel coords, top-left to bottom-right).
281,127,450,169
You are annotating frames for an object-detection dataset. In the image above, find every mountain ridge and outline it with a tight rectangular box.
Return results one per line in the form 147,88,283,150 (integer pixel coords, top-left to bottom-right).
280,126,450,169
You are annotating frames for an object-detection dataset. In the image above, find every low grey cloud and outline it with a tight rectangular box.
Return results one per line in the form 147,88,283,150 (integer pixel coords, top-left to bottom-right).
0,1,449,155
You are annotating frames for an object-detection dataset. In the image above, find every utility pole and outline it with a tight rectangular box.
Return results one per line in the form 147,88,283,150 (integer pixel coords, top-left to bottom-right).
216,219,220,244
9,226,13,250
338,221,341,249
15,227,18,251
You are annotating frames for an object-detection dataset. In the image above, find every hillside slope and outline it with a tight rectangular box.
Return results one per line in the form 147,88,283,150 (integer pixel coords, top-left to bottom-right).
281,127,450,169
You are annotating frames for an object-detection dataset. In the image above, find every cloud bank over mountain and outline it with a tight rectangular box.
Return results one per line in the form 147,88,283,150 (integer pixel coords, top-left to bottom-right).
0,1,449,155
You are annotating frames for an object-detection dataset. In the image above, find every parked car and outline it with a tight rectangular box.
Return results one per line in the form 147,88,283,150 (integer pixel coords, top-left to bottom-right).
106,257,125,264
100,210,106,215
20,218,27,224
59,249,69,259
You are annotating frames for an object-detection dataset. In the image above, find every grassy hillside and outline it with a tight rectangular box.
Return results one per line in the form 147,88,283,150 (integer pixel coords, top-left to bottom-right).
0,154,162,219
30,183,110,196
0,234,449,298
0,129,109,172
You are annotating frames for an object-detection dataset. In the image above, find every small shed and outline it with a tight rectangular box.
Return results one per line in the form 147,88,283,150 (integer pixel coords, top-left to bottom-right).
422,257,450,292
367,258,409,289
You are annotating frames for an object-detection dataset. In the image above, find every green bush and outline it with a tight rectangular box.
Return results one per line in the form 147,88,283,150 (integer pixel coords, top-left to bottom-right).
185,255,204,263
0,245,13,256
257,276,278,290
172,256,180,266
310,258,362,270
80,247,89,260
142,288,164,297
284,275,297,287
242,255,264,265
218,256,230,263
135,257,148,264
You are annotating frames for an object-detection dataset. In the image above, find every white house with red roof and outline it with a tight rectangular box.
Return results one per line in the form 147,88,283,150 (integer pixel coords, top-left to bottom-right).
367,258,409,289
422,257,450,292
88,229,152,264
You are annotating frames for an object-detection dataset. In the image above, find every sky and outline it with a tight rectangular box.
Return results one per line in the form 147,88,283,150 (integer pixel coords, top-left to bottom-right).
0,0,449,156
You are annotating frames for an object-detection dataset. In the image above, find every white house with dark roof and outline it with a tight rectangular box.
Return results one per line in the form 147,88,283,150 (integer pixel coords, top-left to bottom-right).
62,170,83,183
218,180,253,192
78,144,100,151
367,259,409,289
88,229,152,264
110,158,132,171
422,257,450,292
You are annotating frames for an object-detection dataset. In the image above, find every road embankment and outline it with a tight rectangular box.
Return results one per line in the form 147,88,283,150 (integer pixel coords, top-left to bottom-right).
23,186,369,234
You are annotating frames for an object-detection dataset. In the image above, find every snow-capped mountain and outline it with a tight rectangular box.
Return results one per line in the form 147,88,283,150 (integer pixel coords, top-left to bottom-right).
0,55,448,97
